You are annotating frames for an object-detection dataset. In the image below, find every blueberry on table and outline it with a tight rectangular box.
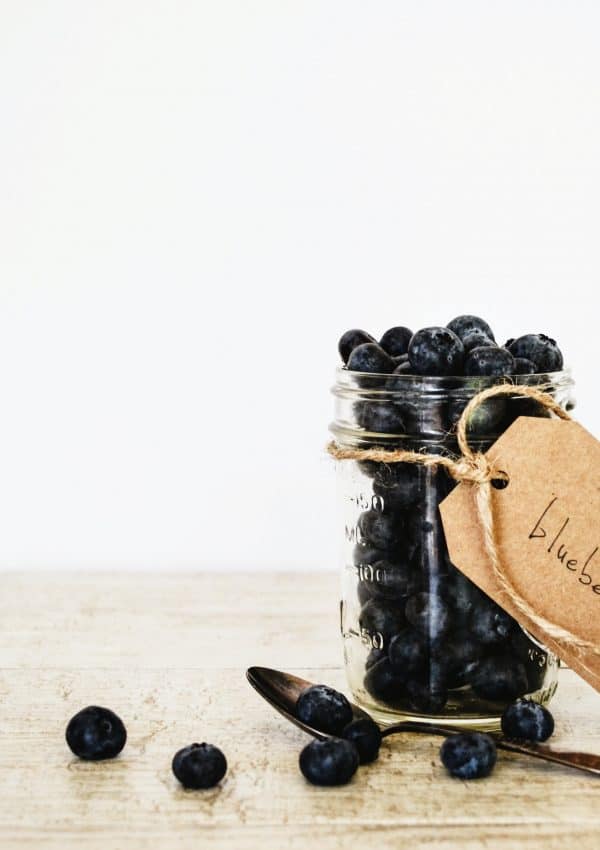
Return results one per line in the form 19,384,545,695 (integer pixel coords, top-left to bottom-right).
405,592,451,641
338,329,376,364
65,706,127,761
347,343,396,374
440,732,497,779
512,357,536,375
296,685,354,735
408,327,464,376
299,738,359,786
172,743,227,789
358,509,402,551
447,315,496,343
379,326,413,357
506,333,563,373
364,657,406,705
461,328,496,352
464,346,515,377
501,699,554,742
388,627,427,676
471,655,529,702
342,717,382,764
359,597,407,645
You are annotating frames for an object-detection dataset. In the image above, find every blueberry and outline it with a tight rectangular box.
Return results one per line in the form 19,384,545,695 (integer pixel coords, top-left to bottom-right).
357,459,380,479
342,717,382,764
391,359,413,376
444,571,482,622
461,329,496,352
357,580,373,606
405,678,448,714
501,699,554,742
435,631,482,689
440,732,497,779
447,315,495,343
359,597,406,643
355,400,405,434
405,592,451,641
347,343,396,374
470,599,517,647
471,655,528,702
388,628,427,676
509,630,549,692
172,743,227,789
379,326,413,357
299,738,359,786
364,559,419,600
512,357,536,375
393,353,409,366
405,510,436,550
364,657,405,704
506,334,563,373
393,392,448,435
365,647,386,670
296,685,354,736
358,509,402,551
464,346,515,377
65,706,127,761
373,464,421,510
338,329,376,364
448,391,506,436
408,327,464,376
353,541,388,567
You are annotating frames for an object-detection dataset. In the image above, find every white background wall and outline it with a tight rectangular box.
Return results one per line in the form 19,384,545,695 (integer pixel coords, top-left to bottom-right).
0,1,598,571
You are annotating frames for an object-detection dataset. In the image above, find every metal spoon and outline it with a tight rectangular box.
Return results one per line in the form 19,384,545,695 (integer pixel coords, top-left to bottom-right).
246,666,600,776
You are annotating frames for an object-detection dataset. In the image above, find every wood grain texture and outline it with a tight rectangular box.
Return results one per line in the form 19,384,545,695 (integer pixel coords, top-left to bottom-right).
1,571,599,849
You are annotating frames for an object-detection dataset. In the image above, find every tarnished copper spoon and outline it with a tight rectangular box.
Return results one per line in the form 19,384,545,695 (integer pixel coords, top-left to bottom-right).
247,666,600,776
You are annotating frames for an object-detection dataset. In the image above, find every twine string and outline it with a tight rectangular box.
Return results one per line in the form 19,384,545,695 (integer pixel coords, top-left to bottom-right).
328,381,599,658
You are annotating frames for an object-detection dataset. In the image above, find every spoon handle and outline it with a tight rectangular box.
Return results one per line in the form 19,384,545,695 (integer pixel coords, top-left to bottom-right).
381,720,600,776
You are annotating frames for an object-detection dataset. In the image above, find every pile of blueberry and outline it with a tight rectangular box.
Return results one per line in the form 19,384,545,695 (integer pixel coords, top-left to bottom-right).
339,318,564,378
337,316,566,719
64,692,556,790
65,706,227,790
295,684,555,785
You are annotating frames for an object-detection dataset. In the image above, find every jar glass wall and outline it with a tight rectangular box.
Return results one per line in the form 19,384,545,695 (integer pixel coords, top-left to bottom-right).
331,369,575,729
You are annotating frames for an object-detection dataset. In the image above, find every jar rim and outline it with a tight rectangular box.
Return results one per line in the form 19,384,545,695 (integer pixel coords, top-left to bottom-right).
335,364,573,387
333,365,574,401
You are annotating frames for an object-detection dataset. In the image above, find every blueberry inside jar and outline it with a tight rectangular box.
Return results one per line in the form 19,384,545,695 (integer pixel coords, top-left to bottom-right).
331,320,574,729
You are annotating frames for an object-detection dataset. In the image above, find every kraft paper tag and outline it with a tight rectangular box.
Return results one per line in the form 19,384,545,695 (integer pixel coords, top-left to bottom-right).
439,417,600,693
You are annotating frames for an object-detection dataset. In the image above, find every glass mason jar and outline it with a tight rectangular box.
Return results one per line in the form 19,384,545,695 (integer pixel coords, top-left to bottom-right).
331,367,575,729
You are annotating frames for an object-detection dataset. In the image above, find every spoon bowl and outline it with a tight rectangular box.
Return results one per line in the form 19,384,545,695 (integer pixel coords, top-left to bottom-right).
246,666,374,740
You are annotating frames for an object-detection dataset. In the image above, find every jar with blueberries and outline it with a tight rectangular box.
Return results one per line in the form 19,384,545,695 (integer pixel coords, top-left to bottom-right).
331,319,575,728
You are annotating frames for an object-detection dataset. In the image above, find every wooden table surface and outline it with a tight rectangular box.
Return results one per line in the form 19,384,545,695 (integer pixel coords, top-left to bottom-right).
1,572,599,849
